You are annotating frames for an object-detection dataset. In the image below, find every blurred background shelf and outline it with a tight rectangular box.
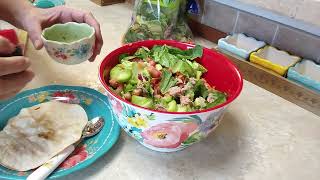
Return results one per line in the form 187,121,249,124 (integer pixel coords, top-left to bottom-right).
91,0,124,6
217,47,320,116
188,19,320,116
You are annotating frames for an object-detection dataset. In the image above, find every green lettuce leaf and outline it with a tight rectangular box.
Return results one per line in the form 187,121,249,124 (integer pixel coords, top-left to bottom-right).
172,60,194,77
151,45,179,68
124,83,137,93
144,80,154,98
134,46,150,60
128,62,139,85
206,92,227,108
194,80,209,99
159,69,177,94
167,45,203,60
191,61,207,73
120,60,134,69
120,56,137,63
150,45,204,77
119,53,130,61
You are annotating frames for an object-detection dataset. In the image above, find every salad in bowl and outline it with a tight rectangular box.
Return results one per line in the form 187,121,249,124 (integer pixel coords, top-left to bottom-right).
108,44,227,112
99,40,242,152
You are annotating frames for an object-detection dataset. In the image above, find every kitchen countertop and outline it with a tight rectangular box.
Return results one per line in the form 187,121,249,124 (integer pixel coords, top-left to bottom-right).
6,1,320,180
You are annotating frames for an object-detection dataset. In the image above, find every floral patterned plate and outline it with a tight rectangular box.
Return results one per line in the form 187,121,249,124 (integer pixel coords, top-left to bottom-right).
0,85,120,179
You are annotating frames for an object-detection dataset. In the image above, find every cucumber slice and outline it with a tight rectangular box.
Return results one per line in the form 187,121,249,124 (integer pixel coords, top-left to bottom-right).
155,64,163,71
131,95,154,108
162,95,173,103
167,100,178,112
177,105,189,112
196,71,202,80
110,65,132,83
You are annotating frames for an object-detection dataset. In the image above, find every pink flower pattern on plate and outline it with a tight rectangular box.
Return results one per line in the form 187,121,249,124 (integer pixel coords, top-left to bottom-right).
59,145,88,169
52,91,78,103
141,122,197,148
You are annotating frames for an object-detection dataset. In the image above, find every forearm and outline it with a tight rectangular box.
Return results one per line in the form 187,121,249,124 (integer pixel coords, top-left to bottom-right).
0,0,35,28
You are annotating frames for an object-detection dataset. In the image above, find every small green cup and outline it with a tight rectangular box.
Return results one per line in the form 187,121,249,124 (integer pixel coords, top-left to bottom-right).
41,22,95,65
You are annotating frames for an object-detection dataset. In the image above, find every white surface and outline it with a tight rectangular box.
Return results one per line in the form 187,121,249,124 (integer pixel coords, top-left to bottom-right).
238,0,320,27
224,33,265,52
213,0,320,37
6,1,319,180
256,46,301,67
292,60,320,82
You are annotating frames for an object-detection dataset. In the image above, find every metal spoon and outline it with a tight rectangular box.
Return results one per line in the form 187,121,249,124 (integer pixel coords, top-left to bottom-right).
27,117,105,180
81,117,105,138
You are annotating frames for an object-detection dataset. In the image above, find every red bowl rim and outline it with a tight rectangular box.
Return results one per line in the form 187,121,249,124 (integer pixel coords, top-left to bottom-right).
99,40,243,115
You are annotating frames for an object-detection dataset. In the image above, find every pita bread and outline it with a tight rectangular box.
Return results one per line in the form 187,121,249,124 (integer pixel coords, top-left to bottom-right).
0,101,88,171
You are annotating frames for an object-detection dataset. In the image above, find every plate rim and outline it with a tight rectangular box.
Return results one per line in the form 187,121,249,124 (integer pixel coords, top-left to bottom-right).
0,85,121,179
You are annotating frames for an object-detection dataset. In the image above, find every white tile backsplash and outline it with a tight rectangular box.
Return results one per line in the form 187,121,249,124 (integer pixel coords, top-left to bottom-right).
237,0,320,27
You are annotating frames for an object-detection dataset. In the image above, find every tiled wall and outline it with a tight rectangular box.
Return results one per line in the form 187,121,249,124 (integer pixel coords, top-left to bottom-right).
238,0,320,27
193,0,320,64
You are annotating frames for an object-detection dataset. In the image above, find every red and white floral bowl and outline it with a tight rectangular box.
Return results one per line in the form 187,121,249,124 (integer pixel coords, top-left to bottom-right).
99,40,243,152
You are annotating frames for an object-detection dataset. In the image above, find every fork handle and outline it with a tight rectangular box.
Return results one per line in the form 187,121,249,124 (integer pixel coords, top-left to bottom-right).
27,145,75,180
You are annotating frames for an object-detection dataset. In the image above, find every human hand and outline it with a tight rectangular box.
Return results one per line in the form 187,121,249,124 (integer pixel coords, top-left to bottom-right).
0,36,34,100
18,6,103,62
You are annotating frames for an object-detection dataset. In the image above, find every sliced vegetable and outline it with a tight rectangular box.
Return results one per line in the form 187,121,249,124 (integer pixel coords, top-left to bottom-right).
185,90,195,100
192,62,207,73
194,97,206,108
151,45,179,68
121,60,134,69
124,83,137,93
159,69,177,94
110,65,132,83
162,95,173,103
108,45,227,112
142,68,151,79
167,100,177,112
206,92,227,108
172,60,194,77
134,46,150,59
177,105,190,112
121,56,137,63
119,53,130,61
167,45,203,60
194,80,209,99
131,95,154,108
155,64,162,70
196,71,202,80
129,62,139,85
144,81,154,97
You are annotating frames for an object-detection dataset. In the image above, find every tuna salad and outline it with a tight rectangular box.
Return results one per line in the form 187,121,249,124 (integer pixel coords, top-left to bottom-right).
108,45,227,112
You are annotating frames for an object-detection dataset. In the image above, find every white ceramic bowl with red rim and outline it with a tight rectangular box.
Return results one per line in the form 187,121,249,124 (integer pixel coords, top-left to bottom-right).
99,40,243,152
